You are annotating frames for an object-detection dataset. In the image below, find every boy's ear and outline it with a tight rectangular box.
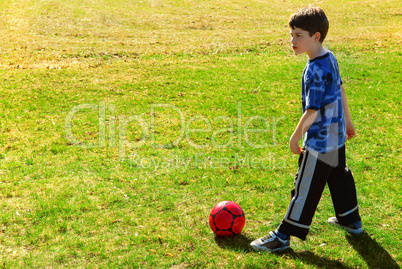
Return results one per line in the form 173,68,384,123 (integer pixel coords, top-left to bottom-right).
314,32,321,43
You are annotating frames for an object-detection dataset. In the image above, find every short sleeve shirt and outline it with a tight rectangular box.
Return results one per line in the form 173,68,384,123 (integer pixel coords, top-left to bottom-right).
301,51,347,153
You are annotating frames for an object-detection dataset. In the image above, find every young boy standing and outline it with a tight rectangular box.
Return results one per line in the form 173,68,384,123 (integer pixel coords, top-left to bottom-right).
250,6,363,252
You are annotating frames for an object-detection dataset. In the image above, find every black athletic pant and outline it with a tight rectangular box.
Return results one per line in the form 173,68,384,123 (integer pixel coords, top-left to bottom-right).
277,145,361,240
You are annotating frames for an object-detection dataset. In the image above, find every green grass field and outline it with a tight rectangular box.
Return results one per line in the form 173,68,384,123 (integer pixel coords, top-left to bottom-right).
0,0,401,268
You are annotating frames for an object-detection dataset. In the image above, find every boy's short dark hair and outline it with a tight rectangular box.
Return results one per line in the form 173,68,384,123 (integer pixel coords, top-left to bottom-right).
289,6,329,43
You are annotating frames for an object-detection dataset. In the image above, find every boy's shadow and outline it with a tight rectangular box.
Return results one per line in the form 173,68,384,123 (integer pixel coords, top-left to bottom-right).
215,234,352,269
344,232,400,269
214,234,350,268
215,232,400,269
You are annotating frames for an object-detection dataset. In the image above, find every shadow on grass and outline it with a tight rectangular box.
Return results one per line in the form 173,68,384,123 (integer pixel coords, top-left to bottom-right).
345,232,400,269
214,234,352,268
214,232,400,269
277,249,354,269
213,233,254,253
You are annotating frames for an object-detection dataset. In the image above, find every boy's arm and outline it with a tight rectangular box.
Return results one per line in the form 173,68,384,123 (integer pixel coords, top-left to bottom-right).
341,85,356,140
289,109,318,154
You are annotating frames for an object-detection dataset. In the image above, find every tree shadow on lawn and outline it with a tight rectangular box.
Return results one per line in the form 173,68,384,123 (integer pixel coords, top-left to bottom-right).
214,232,400,268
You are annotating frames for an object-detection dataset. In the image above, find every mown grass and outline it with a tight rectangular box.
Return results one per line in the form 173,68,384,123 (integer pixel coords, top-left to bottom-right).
0,0,401,268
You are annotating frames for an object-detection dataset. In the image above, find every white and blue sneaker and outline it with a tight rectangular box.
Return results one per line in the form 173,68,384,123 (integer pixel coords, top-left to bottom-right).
250,231,290,252
328,217,363,234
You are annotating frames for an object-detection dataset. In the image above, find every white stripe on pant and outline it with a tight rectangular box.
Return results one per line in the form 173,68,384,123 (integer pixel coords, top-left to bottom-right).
277,146,361,240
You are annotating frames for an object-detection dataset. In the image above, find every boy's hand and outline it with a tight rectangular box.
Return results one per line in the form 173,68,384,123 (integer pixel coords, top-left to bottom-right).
346,122,356,140
289,109,317,155
289,136,302,155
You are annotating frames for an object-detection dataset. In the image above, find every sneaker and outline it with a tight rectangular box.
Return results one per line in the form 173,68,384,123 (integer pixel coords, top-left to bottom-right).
250,231,290,252
327,217,363,234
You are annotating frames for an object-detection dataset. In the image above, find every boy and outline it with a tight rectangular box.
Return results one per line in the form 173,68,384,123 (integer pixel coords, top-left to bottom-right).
250,6,362,252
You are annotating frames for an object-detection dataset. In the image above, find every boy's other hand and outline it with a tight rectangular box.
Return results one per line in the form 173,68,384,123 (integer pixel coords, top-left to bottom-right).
346,123,356,140
289,137,302,155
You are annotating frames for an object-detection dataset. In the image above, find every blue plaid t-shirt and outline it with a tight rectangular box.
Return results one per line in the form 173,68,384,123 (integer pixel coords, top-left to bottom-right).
301,51,347,153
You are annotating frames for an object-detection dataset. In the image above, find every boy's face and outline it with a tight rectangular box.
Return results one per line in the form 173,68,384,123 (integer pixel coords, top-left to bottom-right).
290,27,318,55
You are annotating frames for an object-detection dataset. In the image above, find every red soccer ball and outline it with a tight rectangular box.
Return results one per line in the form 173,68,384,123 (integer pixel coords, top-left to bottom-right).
209,201,245,237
